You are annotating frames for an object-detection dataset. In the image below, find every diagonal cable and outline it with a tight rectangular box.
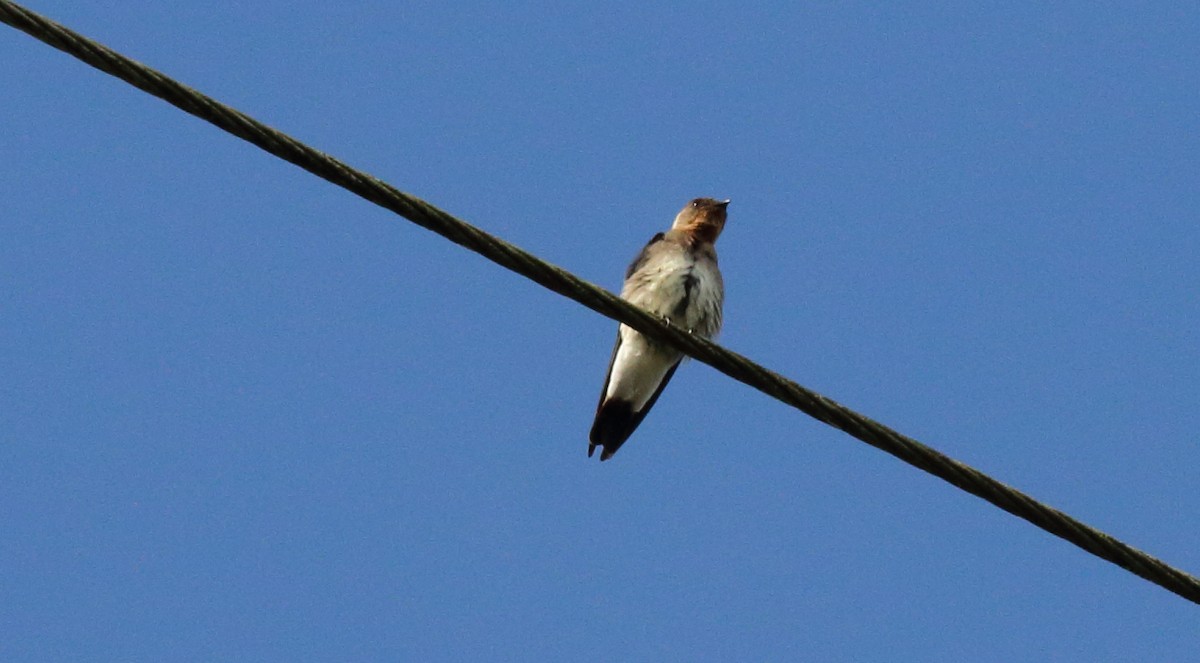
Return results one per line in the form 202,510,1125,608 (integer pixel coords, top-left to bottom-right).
2,0,1197,605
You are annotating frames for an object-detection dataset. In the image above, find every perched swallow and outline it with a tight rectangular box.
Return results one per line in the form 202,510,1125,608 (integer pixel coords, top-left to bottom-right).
588,197,729,461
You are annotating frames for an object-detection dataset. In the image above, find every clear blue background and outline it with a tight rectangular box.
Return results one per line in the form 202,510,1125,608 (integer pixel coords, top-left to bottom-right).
3,2,1198,660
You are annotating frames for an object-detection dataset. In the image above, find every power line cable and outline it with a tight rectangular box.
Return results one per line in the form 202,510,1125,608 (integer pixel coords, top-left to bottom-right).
2,0,1197,605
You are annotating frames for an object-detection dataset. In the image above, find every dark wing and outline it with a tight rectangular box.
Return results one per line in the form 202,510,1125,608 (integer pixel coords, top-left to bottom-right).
593,334,621,413
587,232,672,460
625,232,666,279
588,333,622,458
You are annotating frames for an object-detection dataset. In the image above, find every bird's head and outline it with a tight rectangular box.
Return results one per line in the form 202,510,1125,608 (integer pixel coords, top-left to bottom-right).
672,197,730,244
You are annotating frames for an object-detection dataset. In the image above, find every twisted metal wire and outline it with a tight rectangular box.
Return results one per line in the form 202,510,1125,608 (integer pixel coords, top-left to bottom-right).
3,0,1197,605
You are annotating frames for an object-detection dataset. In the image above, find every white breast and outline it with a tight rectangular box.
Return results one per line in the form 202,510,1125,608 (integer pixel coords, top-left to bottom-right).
622,249,723,339
683,258,724,338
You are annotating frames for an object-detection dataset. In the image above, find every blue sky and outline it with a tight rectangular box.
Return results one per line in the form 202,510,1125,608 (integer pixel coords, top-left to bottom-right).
3,2,1198,660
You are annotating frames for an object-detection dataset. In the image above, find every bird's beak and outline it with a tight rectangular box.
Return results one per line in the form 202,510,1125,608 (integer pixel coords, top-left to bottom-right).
718,199,731,208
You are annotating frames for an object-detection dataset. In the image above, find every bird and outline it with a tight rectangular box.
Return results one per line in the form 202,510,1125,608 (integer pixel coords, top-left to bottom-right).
588,197,729,461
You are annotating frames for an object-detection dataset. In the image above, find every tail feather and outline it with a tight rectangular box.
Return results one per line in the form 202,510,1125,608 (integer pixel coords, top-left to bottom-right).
587,359,681,461
589,399,637,461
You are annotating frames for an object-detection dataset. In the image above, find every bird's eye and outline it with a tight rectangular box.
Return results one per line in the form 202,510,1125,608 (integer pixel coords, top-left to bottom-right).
691,200,700,208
